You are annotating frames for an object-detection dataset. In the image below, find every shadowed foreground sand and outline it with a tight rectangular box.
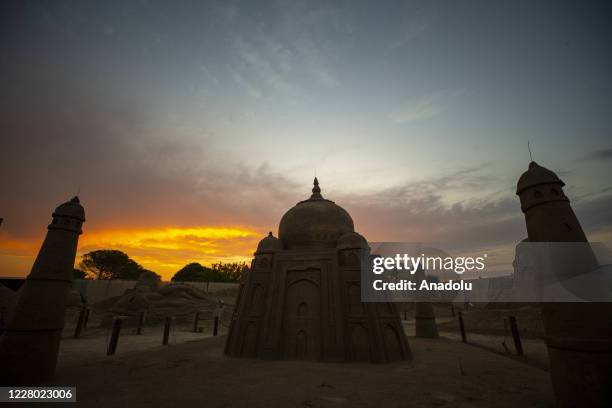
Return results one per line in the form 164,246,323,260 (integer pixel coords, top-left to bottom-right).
40,335,556,407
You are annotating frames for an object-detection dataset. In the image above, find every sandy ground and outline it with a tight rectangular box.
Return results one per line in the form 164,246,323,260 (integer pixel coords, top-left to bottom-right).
434,306,545,339
25,333,555,408
402,318,550,370
439,330,550,370
2,305,554,407
57,320,229,367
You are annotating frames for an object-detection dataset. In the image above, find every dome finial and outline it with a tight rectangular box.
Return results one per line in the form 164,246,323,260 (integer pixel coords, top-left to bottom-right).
516,161,565,195
311,177,322,199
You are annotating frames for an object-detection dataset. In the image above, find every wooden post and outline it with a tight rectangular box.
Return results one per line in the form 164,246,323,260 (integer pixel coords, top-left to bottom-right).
163,317,172,345
213,316,219,336
458,311,467,343
136,311,146,335
451,304,455,317
508,315,523,356
403,310,407,321
107,317,122,355
0,306,5,336
213,300,224,336
83,308,90,328
73,308,86,338
193,311,200,333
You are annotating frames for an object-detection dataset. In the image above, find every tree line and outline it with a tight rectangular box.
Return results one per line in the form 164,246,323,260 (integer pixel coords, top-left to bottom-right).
74,249,247,283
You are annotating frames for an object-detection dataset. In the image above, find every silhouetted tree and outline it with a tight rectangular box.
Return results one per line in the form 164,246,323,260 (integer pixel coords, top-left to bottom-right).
79,250,148,280
172,263,212,282
172,262,248,282
211,262,248,282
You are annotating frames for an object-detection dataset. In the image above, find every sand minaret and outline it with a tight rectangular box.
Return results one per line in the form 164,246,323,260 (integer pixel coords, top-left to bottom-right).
516,162,612,407
0,196,85,385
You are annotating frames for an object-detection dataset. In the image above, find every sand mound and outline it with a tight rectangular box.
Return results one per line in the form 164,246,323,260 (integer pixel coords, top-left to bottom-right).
95,283,232,327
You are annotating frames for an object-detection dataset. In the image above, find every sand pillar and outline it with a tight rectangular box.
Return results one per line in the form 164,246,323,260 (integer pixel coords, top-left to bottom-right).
516,162,612,407
414,302,439,338
0,197,85,385
414,268,439,338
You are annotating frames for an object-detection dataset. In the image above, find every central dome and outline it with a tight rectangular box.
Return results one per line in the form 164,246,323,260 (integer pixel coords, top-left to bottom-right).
279,178,354,249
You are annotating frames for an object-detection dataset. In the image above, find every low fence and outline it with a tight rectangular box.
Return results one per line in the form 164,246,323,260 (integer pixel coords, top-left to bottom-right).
61,306,232,359
73,280,136,304
402,303,550,370
179,281,239,294
73,279,239,304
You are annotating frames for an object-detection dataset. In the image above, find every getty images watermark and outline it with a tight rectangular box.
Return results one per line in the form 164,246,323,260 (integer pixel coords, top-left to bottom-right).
372,252,487,292
360,242,612,303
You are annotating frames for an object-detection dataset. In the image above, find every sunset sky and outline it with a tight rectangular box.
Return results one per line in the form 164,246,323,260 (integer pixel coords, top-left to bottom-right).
1,1,611,280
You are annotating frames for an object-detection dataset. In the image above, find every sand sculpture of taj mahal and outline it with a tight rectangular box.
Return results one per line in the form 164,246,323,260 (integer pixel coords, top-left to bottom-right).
225,178,411,362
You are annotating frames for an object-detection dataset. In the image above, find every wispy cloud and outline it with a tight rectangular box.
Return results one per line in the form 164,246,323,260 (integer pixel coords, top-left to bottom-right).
200,65,220,86
232,70,263,99
388,19,430,50
294,36,340,88
388,89,465,123
233,36,297,98
231,31,341,100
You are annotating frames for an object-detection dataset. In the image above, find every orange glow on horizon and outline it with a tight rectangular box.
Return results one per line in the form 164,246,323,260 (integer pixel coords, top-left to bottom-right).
0,225,264,281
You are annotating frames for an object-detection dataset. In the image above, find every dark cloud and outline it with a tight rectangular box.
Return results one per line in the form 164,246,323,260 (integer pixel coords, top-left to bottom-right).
338,172,612,252
0,93,300,239
342,189,524,248
573,192,612,234
579,148,612,162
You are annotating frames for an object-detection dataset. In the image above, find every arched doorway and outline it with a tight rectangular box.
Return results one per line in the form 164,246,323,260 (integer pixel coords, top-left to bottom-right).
282,274,321,360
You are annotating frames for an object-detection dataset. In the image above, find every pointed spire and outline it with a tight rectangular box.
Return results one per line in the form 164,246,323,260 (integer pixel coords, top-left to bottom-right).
528,140,533,162
310,177,322,199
